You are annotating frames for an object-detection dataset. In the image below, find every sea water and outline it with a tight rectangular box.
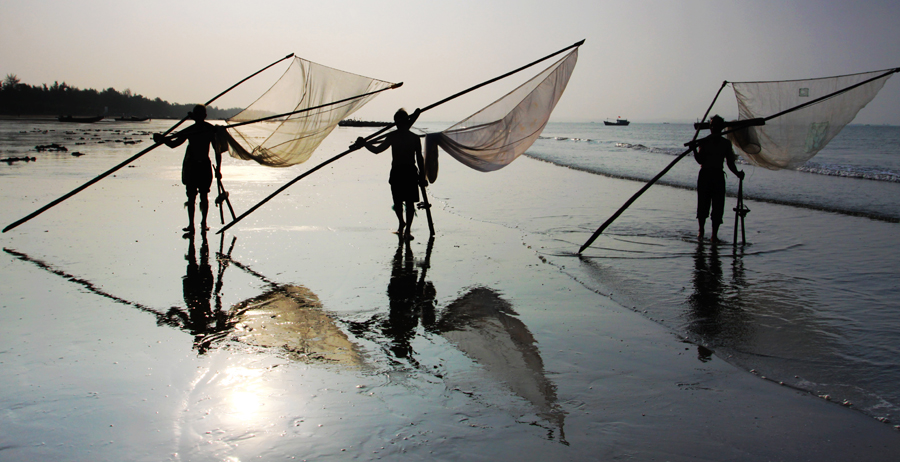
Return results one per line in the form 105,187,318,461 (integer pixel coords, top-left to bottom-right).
531,122,900,221
415,120,900,423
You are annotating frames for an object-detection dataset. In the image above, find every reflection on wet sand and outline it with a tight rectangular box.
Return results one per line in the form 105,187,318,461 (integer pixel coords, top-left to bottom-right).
3,246,182,328
687,243,751,360
349,237,565,440
7,236,563,439
177,233,362,365
5,234,363,366
167,233,224,352
347,238,437,364
436,287,567,442
227,284,363,365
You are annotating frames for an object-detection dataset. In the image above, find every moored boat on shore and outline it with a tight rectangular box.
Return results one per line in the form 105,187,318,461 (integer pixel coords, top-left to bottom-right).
57,115,104,123
338,118,391,127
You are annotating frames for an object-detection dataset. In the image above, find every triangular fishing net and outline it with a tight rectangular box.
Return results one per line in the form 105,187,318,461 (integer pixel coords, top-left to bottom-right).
728,69,895,170
426,48,578,173
224,57,395,167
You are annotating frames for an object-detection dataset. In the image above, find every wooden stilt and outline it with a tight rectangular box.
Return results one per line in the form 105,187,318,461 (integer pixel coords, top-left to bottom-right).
215,176,236,224
732,177,749,246
418,185,435,236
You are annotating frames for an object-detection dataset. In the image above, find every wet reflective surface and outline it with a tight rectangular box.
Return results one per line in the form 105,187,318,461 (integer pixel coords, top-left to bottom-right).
2,121,899,461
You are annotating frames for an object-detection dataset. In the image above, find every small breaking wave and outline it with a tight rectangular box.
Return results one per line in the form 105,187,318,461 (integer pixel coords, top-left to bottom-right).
611,140,900,183
523,153,900,223
615,142,684,157
538,135,594,142
798,162,900,183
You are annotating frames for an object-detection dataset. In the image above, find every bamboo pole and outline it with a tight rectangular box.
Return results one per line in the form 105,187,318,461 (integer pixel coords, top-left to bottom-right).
218,40,585,235
3,54,295,233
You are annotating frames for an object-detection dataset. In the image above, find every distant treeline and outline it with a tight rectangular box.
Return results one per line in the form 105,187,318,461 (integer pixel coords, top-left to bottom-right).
0,74,242,119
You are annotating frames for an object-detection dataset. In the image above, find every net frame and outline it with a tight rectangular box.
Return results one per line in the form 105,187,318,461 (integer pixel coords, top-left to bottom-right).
431,48,579,172
729,69,894,170
225,57,395,167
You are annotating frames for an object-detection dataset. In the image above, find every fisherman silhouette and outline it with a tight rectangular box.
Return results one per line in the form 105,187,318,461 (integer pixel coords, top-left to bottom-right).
153,105,222,236
354,108,426,240
693,115,745,242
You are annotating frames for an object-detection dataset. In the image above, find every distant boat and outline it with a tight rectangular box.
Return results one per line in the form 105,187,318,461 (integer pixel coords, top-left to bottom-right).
604,118,630,126
57,115,104,123
114,116,150,122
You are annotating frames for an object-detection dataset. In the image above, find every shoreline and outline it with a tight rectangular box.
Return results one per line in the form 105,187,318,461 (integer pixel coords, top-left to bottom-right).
524,153,900,223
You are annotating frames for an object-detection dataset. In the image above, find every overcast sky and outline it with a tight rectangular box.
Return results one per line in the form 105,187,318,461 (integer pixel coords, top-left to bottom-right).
2,0,899,124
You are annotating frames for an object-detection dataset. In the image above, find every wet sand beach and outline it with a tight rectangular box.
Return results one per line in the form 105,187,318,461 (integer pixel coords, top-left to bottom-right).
2,120,900,460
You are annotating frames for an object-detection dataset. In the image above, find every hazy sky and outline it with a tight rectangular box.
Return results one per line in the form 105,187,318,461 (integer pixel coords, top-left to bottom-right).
2,0,899,124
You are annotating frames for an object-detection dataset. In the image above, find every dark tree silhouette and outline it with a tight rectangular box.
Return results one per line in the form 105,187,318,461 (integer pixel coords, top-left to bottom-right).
0,77,240,119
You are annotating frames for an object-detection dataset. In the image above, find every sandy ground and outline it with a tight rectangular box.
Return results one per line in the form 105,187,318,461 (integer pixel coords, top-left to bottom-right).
2,122,899,461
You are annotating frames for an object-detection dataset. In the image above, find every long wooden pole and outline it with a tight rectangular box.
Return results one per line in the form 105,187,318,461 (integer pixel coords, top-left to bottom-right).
419,40,584,114
2,53,295,233
218,40,586,235
577,81,729,254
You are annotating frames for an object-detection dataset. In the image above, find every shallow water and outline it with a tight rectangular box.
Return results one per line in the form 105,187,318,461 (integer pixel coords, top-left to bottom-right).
416,120,900,423
2,119,899,460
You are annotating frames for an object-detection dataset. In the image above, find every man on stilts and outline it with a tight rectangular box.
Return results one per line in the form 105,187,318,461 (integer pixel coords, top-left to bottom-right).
154,105,222,236
355,108,426,241
693,115,745,243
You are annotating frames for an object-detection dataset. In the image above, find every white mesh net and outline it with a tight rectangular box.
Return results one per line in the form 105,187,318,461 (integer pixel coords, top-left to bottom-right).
225,57,395,167
429,48,579,172
728,69,894,170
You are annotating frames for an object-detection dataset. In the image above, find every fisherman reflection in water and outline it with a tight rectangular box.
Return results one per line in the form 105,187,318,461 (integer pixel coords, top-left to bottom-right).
688,243,725,346
687,241,751,362
385,240,421,358
347,238,436,362
153,105,222,236
355,108,427,240
164,232,226,353
693,115,744,242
